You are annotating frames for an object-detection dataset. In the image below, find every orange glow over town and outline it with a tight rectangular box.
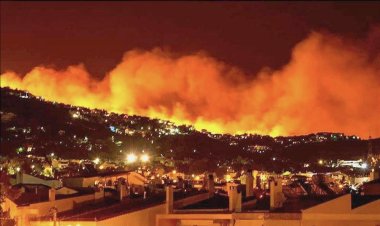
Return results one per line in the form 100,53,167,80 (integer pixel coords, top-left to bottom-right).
1,32,380,137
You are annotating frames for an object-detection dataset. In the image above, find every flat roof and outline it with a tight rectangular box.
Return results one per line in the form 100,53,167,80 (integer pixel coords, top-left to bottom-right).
181,194,228,210
54,189,206,221
179,194,340,213
66,170,132,178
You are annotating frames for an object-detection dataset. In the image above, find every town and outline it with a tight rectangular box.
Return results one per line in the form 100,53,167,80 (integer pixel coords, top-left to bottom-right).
2,1,380,225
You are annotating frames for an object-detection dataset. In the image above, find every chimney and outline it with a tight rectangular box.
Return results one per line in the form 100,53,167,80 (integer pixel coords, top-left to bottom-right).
119,183,127,201
245,169,253,197
207,174,215,197
236,189,242,212
227,183,241,212
165,185,174,214
49,188,56,202
16,172,23,184
270,178,285,210
253,170,258,188
227,183,236,211
370,169,380,181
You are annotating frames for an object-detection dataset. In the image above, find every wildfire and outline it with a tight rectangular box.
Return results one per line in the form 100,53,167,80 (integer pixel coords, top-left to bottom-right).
1,32,380,137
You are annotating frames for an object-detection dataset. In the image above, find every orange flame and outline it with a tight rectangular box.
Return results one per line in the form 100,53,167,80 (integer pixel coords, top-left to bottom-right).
1,32,380,137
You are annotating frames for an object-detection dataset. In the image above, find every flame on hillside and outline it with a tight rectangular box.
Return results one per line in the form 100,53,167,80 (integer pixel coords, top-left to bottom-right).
1,32,380,137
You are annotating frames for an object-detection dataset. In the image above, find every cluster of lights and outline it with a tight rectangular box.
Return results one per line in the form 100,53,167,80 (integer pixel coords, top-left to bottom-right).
71,112,80,119
126,153,150,163
94,153,150,165
93,158,100,164
140,154,150,163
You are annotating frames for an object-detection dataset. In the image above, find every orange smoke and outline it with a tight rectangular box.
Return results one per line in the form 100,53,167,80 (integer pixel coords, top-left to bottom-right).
1,32,380,137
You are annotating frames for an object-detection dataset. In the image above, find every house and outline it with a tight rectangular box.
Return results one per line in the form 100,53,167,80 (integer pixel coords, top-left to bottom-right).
62,171,147,189
10,173,62,188
155,178,380,226
27,187,210,226
2,184,102,226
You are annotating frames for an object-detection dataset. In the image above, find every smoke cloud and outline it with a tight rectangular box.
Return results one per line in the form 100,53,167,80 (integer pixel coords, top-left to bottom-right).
1,31,380,137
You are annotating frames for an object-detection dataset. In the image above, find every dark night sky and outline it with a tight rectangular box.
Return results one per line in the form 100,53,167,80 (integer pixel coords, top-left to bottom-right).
1,1,380,78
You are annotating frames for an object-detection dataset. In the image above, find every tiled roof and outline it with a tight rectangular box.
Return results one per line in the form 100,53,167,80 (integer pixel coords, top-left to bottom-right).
9,184,95,206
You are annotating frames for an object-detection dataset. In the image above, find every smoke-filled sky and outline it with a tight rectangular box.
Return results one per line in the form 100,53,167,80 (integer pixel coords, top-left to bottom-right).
1,2,380,137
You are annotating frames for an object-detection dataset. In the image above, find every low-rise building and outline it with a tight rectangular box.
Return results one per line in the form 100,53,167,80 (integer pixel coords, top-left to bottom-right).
156,177,380,226
27,188,210,226
10,173,62,188
2,184,101,226
62,171,147,188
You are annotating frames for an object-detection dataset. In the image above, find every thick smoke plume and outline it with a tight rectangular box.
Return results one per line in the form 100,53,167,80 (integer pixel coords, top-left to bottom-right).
1,32,380,137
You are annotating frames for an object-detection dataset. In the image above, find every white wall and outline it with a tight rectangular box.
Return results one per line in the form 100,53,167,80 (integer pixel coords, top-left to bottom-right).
302,194,380,226
7,193,95,226
16,173,61,188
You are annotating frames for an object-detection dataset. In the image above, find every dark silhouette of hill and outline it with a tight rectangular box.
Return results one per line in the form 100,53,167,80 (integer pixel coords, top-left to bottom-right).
1,87,378,173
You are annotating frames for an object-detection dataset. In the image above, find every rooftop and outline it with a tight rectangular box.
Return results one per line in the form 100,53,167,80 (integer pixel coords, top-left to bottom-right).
269,195,340,213
49,189,207,221
9,184,95,206
351,194,380,209
68,170,132,178
177,192,380,214
58,195,164,221
179,194,341,213
181,194,229,210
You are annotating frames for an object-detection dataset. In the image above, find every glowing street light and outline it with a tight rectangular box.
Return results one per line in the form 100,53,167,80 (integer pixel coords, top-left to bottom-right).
318,160,323,165
140,154,150,163
93,157,100,164
71,112,80,118
126,153,137,163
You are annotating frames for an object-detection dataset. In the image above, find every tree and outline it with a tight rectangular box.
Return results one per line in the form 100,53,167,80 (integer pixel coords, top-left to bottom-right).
188,159,214,175
0,171,17,226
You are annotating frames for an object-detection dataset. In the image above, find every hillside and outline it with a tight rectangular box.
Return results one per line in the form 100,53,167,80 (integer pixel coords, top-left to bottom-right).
1,87,378,173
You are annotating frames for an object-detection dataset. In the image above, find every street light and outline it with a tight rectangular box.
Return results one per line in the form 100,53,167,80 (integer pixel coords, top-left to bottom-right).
126,153,137,163
140,154,149,163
